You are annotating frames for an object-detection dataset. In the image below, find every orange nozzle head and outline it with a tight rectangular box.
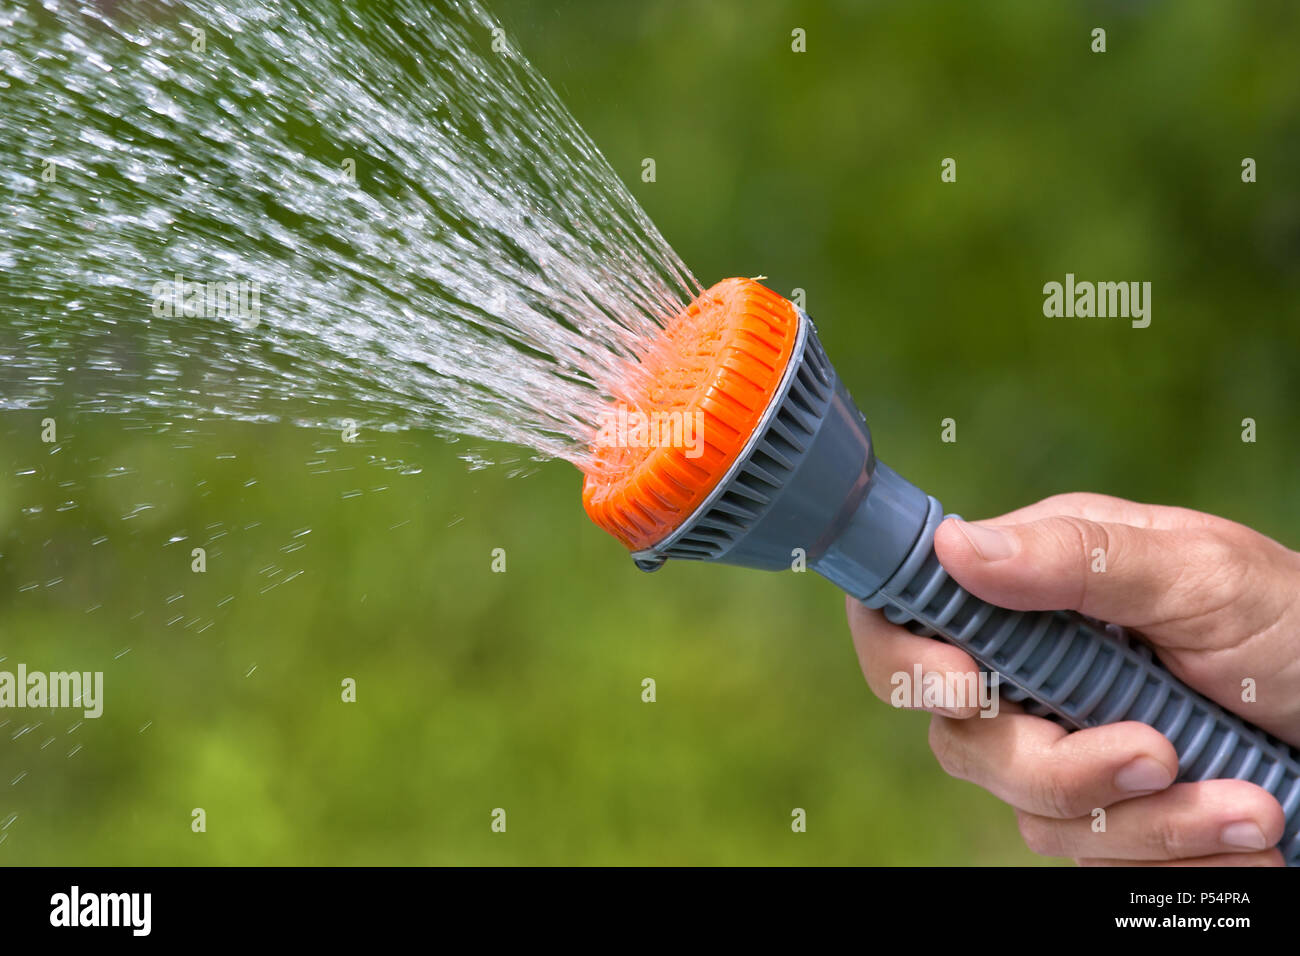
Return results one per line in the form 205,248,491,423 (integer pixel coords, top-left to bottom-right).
582,277,801,551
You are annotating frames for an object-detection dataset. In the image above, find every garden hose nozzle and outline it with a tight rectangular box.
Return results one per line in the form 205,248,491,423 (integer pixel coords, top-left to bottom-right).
582,277,1300,863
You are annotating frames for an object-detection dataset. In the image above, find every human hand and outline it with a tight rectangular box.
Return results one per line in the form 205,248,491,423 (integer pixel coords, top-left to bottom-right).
846,492,1300,865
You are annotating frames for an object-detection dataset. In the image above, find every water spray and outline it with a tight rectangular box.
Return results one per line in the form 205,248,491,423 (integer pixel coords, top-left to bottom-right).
582,277,1300,864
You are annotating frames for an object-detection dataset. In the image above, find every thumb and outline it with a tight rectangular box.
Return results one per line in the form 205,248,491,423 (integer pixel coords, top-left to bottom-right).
933,514,1200,629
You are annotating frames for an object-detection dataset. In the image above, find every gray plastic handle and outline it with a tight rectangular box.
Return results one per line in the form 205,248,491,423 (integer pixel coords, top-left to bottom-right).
860,492,1300,864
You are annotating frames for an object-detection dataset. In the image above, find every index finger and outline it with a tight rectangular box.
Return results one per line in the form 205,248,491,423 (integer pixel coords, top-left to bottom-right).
846,595,986,719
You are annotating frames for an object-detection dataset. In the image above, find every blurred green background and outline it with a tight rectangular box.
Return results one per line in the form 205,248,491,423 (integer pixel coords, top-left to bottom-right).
3,0,1300,865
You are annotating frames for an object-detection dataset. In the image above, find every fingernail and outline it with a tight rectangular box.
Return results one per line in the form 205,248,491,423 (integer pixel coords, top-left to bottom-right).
1114,756,1175,793
953,520,1017,561
1220,822,1268,850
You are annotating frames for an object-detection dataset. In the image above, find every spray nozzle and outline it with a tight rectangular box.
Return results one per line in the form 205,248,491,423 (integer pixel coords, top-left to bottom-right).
581,278,801,553
579,278,1300,864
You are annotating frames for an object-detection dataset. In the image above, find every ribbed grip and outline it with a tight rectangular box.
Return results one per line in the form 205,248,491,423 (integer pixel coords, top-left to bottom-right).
860,495,1300,864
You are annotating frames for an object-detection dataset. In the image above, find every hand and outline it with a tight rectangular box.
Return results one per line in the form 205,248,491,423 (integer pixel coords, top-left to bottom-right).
846,492,1300,866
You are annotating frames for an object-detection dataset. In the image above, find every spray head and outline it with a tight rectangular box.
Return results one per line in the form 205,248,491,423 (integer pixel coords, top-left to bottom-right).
581,277,928,593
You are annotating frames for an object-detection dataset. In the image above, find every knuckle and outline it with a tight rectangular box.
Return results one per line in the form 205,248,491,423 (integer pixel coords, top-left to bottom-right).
1040,492,1090,513
1143,813,1187,860
1051,516,1110,607
1057,515,1109,554
1015,810,1063,857
1029,769,1085,819
927,717,969,780
1166,530,1249,616
1186,531,1243,580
